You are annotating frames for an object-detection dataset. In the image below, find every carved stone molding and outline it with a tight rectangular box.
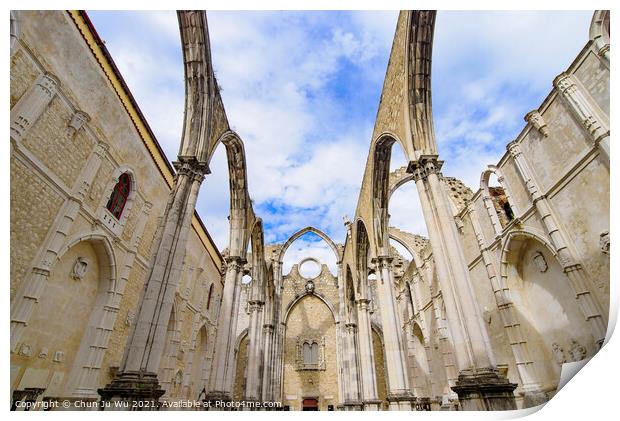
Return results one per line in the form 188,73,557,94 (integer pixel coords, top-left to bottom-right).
600,230,610,255
407,155,444,182
295,336,326,371
568,339,587,362
532,251,548,273
67,110,90,138
524,110,549,137
553,72,608,143
71,257,89,280
10,72,60,141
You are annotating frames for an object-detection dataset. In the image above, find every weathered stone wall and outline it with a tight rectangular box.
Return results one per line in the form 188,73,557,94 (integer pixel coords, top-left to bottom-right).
10,10,223,401
282,295,339,410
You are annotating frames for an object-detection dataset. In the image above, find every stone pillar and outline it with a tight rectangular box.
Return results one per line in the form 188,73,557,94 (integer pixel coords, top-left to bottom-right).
482,195,503,236
10,140,108,351
334,262,347,408
355,298,380,410
98,161,205,405
245,299,265,401
553,72,609,166
465,204,546,406
10,72,59,141
507,141,607,345
270,261,284,402
342,323,363,410
260,322,274,402
373,256,414,410
429,295,458,393
206,256,245,402
408,155,517,410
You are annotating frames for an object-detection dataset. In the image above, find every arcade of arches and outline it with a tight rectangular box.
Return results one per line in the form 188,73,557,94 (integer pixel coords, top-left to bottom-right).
10,10,609,411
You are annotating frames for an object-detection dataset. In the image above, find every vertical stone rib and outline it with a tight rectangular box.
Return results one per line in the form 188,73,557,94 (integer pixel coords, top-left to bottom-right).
407,11,436,155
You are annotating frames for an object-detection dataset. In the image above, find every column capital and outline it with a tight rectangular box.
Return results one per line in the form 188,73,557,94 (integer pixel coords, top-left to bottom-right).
406,155,443,181
173,158,210,180
372,255,393,270
224,255,247,271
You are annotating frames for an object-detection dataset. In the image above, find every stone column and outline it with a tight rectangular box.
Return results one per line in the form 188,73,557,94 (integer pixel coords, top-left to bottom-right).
355,298,380,410
206,256,245,402
466,204,546,406
334,262,348,409
245,298,265,401
260,322,274,402
270,261,284,402
507,141,607,345
373,256,414,410
342,323,362,410
408,155,516,410
10,140,108,351
98,161,206,405
553,72,609,166
10,72,59,141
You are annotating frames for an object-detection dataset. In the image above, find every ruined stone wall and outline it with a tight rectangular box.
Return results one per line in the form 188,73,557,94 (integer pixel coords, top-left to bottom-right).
10,11,223,401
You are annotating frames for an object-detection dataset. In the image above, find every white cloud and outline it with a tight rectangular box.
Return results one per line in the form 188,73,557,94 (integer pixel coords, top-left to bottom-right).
89,10,593,252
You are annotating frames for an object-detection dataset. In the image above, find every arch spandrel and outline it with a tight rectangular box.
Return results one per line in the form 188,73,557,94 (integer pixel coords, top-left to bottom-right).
371,13,413,160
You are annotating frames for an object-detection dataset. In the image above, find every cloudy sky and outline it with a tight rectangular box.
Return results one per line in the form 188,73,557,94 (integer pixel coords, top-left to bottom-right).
89,10,592,271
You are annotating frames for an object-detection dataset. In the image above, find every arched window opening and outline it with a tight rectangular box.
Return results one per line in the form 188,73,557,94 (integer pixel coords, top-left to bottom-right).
488,173,514,228
106,172,131,219
206,284,214,310
303,341,319,365
282,230,337,276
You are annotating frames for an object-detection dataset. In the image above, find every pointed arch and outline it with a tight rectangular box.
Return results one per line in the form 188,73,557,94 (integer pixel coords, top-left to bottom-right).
388,228,424,268
209,130,252,257
480,165,519,233
282,291,339,325
371,133,406,253
277,226,340,263
355,219,371,297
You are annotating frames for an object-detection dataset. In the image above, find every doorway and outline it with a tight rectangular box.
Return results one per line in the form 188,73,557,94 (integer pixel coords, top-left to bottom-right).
302,398,319,411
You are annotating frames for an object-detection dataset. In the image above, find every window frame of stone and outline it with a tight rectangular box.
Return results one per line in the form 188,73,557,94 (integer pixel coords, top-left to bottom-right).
106,172,131,219
98,167,137,236
296,336,326,371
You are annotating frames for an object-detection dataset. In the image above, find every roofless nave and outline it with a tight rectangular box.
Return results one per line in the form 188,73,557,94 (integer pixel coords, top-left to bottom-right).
10,10,610,411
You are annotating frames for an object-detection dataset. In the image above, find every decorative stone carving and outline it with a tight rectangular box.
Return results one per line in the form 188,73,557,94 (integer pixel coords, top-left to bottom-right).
295,336,326,371
71,257,89,280
553,72,608,143
532,251,548,273
38,347,49,359
305,280,315,294
568,339,587,362
600,230,609,255
125,310,135,327
482,307,492,325
67,110,90,138
53,351,65,363
19,343,33,357
10,72,60,141
524,110,549,137
551,342,567,364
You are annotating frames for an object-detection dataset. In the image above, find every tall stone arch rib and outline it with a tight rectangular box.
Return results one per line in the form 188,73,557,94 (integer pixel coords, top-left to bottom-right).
277,226,340,264
405,10,437,157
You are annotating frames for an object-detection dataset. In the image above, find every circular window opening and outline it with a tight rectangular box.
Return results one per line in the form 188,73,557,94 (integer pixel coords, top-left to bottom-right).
241,274,252,285
299,259,321,279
